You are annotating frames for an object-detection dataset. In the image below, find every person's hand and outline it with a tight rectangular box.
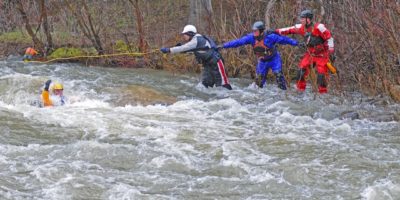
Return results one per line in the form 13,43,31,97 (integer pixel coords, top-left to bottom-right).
44,79,51,91
160,47,170,54
266,29,276,35
175,43,182,47
298,42,307,49
216,44,224,50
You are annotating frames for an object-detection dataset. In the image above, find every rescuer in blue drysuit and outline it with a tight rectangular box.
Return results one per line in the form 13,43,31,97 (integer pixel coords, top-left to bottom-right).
218,21,299,90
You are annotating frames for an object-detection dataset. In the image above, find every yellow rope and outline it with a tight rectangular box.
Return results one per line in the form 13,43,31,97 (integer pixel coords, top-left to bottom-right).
27,49,160,64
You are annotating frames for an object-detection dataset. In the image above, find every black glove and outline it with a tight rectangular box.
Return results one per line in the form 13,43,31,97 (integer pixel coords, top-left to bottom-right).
329,53,336,63
44,79,51,91
298,42,307,48
175,43,182,47
216,44,224,50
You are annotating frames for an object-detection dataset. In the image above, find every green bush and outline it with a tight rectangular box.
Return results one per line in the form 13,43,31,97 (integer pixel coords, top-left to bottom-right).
0,31,31,43
48,47,95,59
114,40,129,52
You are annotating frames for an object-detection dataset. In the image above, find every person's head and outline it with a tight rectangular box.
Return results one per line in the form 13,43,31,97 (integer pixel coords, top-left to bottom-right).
252,21,265,37
181,25,197,41
51,82,63,96
300,9,313,27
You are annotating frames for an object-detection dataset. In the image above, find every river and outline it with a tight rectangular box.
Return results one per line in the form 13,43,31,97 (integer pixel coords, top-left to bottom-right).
0,59,399,199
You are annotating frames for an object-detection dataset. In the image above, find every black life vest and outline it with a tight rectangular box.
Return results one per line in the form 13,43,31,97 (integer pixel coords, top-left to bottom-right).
193,35,221,64
304,24,325,47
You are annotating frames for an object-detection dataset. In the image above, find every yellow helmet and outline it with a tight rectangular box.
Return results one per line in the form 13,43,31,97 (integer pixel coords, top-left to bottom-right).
52,82,63,90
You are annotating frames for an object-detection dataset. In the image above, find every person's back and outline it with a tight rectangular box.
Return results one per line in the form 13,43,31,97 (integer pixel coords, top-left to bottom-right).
23,47,38,61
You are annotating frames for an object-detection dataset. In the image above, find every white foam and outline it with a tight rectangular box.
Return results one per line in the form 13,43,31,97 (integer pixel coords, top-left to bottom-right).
361,180,400,200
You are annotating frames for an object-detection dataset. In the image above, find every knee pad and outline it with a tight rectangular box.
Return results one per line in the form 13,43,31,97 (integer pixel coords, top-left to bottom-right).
275,72,287,90
296,69,306,81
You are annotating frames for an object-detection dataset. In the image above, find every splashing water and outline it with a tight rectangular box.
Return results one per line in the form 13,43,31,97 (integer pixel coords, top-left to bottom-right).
0,59,399,199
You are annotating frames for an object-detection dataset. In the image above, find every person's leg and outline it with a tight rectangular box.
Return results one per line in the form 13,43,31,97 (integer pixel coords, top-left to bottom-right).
255,60,268,88
201,64,214,88
297,53,312,91
214,59,232,90
270,54,287,90
315,56,330,94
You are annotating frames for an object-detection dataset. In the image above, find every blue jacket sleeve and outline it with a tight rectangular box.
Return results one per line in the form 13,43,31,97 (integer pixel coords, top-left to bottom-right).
266,34,298,47
223,34,254,48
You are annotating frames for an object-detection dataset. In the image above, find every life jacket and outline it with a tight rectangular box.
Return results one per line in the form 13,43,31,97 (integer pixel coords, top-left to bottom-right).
252,33,276,59
193,35,221,64
25,47,38,56
304,23,325,47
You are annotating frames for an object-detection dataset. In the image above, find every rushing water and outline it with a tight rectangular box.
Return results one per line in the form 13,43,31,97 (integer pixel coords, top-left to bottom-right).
0,58,399,200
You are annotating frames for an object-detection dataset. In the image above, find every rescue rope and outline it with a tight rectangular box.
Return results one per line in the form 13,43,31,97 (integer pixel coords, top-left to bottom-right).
26,49,160,64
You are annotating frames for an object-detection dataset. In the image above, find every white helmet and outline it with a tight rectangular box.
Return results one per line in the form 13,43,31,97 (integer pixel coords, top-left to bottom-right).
181,25,197,34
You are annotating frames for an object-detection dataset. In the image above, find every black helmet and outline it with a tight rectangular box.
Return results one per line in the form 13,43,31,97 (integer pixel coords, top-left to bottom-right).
300,10,313,19
252,21,265,31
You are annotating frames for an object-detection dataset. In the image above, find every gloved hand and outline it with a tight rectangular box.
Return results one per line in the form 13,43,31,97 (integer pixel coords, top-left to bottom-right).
44,79,51,91
329,53,336,63
298,42,307,49
216,44,224,50
266,29,277,35
175,43,182,47
160,47,170,54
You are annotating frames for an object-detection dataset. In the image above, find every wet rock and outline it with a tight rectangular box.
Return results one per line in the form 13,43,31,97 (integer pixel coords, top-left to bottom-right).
389,85,400,102
368,113,399,122
340,111,360,120
113,85,176,106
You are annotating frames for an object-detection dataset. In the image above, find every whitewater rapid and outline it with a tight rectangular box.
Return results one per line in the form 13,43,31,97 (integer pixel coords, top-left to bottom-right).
0,59,399,199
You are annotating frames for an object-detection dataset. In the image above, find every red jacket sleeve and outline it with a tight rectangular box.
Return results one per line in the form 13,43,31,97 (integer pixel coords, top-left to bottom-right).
276,24,303,35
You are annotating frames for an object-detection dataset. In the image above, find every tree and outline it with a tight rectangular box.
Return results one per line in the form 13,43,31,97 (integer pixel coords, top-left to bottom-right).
64,0,104,54
38,0,53,54
15,0,44,50
128,0,146,53
189,0,213,34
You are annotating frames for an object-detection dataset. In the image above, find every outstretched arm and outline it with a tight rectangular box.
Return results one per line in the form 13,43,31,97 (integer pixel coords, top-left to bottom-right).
222,34,254,49
276,24,302,35
42,80,53,107
268,34,298,46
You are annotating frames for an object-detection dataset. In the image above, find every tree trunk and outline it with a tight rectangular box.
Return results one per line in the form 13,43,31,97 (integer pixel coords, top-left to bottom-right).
38,0,53,55
129,0,146,53
264,0,276,29
15,0,44,50
189,0,213,34
82,1,104,54
65,0,104,55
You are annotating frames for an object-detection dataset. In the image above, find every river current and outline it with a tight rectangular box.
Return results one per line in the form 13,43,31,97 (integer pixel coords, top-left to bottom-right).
0,59,399,199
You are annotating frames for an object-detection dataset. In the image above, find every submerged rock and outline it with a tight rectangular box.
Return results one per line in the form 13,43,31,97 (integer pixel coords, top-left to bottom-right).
340,111,360,120
112,85,177,106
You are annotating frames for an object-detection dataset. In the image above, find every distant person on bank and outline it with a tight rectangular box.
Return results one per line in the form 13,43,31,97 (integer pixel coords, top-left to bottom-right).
160,25,232,90
23,47,38,61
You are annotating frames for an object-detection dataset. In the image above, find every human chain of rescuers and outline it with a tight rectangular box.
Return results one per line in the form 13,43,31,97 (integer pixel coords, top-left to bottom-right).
24,9,337,108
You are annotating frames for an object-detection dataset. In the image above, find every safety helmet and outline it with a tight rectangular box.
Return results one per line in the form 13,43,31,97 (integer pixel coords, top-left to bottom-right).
52,83,63,90
300,9,313,19
252,21,265,31
181,25,197,35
